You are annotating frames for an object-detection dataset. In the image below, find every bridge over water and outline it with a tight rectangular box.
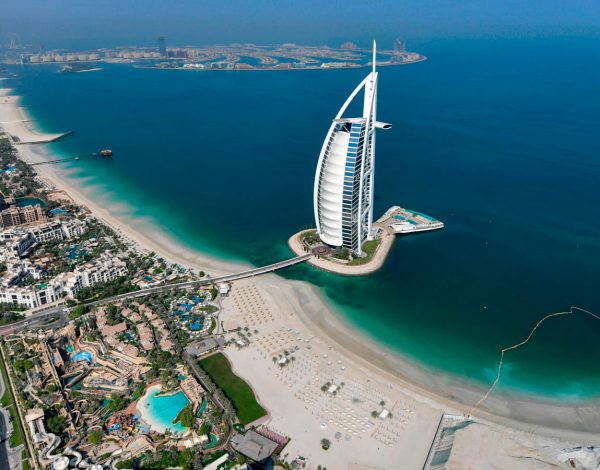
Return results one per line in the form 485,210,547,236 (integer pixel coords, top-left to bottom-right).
87,253,311,307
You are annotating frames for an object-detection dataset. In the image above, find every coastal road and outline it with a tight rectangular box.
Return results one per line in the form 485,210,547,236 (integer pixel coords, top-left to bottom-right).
0,254,311,336
0,308,67,337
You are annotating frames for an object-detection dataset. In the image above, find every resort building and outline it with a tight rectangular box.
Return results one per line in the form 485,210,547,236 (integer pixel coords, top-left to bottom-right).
58,253,128,298
0,253,127,308
61,219,87,239
230,429,279,463
2,230,36,256
29,219,87,243
0,203,47,229
29,221,64,243
0,279,63,308
0,219,86,245
313,42,391,255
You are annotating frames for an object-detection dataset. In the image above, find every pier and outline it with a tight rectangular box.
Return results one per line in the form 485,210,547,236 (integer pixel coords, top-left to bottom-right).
29,155,82,166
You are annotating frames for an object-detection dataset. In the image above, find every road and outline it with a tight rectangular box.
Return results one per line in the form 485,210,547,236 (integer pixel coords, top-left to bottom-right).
0,254,310,469
0,254,311,336
0,309,66,337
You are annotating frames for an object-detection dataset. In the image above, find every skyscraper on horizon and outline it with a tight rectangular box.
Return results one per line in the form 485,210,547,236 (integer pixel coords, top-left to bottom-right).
313,41,391,256
158,36,167,57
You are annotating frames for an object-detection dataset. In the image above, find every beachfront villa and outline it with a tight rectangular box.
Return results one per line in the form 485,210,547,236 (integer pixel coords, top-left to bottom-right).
313,41,391,256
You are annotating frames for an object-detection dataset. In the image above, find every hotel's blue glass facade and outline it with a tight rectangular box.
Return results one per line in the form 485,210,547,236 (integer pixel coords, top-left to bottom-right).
341,121,366,252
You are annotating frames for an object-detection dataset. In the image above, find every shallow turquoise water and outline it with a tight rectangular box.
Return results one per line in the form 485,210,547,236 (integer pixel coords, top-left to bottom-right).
7,37,600,400
138,385,189,434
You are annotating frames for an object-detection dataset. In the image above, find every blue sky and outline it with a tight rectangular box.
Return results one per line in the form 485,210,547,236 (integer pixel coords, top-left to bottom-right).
2,0,600,49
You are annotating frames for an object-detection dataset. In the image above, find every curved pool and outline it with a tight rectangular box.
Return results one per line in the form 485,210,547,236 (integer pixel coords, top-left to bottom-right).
137,384,190,435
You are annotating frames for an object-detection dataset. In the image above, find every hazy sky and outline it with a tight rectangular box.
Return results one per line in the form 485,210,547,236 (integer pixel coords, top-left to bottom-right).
3,0,600,49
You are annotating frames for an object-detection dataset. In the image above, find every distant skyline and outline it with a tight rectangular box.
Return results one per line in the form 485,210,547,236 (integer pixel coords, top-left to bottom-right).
3,0,600,50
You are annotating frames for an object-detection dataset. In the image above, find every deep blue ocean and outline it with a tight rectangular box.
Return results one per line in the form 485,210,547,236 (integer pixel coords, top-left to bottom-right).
8,37,600,400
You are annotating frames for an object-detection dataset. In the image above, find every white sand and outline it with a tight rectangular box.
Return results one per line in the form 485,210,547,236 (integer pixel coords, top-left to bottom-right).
0,93,69,144
2,86,599,469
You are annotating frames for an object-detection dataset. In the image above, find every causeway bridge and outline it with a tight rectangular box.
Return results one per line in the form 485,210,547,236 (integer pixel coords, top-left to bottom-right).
87,253,311,307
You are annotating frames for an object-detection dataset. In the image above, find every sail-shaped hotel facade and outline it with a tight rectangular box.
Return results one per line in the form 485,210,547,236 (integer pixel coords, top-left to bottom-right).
313,42,391,255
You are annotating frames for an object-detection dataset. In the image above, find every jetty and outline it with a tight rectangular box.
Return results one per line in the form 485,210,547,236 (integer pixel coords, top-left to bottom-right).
29,155,81,166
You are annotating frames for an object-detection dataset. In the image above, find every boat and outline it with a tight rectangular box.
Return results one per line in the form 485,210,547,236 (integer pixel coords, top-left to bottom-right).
100,149,113,157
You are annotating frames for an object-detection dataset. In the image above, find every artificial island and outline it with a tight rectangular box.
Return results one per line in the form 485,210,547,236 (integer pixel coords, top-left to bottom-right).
1,38,425,72
289,43,444,275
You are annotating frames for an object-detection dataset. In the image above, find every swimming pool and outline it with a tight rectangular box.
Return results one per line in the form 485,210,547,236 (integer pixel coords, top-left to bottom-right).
73,351,93,364
137,385,190,435
204,433,218,449
407,209,437,222
199,398,208,416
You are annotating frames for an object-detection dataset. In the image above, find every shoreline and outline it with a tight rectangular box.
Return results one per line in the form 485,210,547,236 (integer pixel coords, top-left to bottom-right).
288,228,395,275
2,83,600,449
133,56,428,72
285,278,600,438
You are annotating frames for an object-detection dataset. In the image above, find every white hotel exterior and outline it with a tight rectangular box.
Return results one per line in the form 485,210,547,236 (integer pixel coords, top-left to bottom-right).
314,42,391,255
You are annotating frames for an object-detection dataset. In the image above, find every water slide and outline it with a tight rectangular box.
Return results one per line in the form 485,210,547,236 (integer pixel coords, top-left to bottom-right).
32,416,62,465
63,446,83,467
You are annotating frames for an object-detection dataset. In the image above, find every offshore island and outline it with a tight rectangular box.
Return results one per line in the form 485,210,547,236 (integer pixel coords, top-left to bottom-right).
2,37,426,72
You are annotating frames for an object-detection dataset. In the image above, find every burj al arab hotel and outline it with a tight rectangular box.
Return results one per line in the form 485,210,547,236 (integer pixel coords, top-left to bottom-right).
313,42,391,256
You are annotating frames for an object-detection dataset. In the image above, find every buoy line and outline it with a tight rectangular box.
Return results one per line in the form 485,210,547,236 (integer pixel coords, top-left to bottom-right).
468,306,600,417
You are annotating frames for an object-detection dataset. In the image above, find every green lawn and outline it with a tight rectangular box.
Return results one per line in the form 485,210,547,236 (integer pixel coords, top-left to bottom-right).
348,239,380,265
0,347,26,448
199,353,266,425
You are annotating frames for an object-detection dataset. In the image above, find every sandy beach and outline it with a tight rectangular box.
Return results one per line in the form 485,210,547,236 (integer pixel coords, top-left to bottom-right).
2,84,599,469
0,91,70,144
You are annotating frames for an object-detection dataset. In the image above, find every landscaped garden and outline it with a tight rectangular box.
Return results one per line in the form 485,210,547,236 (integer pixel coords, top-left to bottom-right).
198,353,266,425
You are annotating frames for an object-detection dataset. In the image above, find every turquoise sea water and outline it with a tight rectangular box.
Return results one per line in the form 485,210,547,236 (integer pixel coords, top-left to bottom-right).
6,37,600,400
